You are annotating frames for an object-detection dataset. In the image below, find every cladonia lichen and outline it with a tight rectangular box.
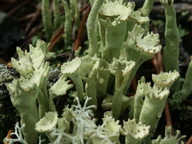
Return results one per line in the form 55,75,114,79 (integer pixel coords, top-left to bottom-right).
3,0,189,144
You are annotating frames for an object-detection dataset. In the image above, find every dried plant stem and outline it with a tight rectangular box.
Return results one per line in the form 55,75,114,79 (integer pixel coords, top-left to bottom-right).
186,136,192,144
74,6,91,51
48,26,64,51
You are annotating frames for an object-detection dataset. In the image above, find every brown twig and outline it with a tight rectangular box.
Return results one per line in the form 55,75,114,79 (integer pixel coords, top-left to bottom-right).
55,51,72,60
152,53,162,71
152,52,163,73
18,13,36,21
186,136,192,144
48,26,64,51
0,2,16,11
164,102,172,126
74,5,91,51
19,24,42,51
4,130,13,144
25,4,41,33
129,77,137,96
80,4,89,13
8,0,31,15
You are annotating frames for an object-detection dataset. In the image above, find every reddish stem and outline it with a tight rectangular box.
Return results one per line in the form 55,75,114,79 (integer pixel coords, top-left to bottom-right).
164,102,172,126
74,6,91,51
48,26,64,51
8,0,31,15
186,136,192,144
130,77,137,95
80,4,89,13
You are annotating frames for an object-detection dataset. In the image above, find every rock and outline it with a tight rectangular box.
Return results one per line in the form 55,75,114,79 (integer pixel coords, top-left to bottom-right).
0,12,24,61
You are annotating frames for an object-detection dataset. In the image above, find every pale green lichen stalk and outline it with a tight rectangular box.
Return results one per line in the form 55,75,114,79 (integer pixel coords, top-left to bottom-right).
161,0,180,72
41,0,80,45
98,0,134,62
132,71,179,137
61,57,84,100
123,24,161,92
5,41,73,143
152,126,185,144
90,114,121,144
121,119,150,144
170,58,192,108
6,41,53,143
109,58,135,119
41,0,53,40
53,0,62,29
87,0,104,56
141,0,155,17
70,0,80,28
179,58,192,99
35,112,58,132
62,0,73,47
152,70,180,89
138,84,170,133
132,77,147,122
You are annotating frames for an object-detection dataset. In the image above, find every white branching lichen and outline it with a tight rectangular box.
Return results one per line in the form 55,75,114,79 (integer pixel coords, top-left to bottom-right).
3,122,27,144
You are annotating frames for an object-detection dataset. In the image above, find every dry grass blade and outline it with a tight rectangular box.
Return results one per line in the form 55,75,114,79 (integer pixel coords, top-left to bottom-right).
186,136,192,144
48,26,64,51
8,0,31,15
74,5,91,51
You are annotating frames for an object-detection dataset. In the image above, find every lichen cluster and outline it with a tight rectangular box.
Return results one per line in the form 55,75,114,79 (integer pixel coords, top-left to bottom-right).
3,0,192,143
